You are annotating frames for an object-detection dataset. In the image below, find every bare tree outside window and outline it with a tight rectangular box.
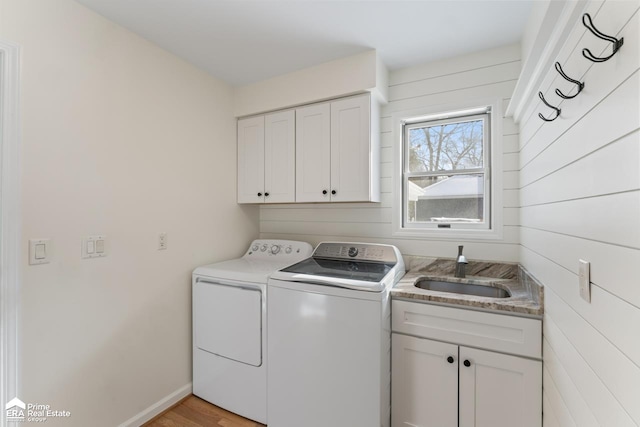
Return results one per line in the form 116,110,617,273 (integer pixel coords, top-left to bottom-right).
408,119,483,173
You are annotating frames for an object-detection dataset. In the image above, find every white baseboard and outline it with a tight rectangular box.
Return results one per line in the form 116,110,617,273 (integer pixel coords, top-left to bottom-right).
118,383,192,427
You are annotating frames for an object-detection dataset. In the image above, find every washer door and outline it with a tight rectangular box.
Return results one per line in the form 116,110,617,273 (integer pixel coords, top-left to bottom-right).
194,279,262,367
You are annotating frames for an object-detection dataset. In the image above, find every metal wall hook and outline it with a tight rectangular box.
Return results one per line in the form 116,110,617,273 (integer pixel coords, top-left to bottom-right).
538,91,561,122
582,13,624,62
554,62,584,99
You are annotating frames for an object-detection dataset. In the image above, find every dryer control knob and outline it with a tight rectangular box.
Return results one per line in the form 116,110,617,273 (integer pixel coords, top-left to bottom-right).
271,245,281,255
260,244,268,252
251,244,259,252
285,246,292,254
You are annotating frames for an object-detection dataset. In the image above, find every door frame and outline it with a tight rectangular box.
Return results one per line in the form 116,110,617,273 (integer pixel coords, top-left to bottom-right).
0,39,21,423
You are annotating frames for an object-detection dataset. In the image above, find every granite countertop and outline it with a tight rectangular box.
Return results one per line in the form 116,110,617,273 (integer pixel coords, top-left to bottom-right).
391,257,544,316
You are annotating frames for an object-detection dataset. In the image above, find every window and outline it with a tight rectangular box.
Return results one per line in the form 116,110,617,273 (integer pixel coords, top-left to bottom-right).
402,107,491,231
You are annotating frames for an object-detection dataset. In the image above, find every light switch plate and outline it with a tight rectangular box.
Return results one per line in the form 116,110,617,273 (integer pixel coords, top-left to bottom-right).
158,232,167,250
82,235,106,259
579,259,591,303
29,239,50,265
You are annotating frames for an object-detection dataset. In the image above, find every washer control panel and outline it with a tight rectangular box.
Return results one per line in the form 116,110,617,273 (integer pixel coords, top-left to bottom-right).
312,242,398,263
245,240,313,260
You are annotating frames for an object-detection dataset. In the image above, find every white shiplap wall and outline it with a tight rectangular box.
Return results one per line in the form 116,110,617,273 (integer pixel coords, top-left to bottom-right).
516,1,640,426
260,44,522,262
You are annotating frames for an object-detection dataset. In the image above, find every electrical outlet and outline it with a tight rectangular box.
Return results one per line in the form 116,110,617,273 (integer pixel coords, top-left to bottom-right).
579,259,591,303
158,233,167,250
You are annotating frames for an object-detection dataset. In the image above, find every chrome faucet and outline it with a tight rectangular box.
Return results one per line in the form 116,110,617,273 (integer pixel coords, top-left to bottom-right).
455,245,468,278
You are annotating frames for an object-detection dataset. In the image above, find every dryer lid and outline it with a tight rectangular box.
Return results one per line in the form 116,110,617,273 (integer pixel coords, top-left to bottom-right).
194,258,292,284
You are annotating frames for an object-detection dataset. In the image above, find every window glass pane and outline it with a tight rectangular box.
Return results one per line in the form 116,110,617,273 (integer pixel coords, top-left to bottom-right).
408,119,484,173
406,174,484,224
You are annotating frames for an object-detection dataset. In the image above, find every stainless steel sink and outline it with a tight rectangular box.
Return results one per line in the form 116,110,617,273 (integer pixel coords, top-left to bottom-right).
415,279,511,298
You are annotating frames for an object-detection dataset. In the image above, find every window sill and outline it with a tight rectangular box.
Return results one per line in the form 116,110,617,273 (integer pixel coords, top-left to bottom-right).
392,226,504,241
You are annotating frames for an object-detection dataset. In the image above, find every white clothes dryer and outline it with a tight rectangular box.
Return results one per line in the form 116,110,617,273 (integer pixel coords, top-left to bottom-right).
192,239,312,424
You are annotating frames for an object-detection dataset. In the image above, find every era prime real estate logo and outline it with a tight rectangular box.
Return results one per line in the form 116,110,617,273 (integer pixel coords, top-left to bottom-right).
5,397,71,423
5,397,25,422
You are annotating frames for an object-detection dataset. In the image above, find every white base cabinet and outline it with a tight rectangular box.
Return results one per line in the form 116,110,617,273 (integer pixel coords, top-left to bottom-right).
391,301,542,427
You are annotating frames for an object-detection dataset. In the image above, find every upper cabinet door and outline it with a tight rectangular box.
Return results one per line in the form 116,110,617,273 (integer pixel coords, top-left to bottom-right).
296,103,331,203
237,116,265,203
330,94,372,202
264,110,295,203
458,346,542,427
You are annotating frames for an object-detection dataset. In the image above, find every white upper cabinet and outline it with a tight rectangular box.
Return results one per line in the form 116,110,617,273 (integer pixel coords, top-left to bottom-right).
296,93,380,203
238,93,380,204
264,110,295,203
330,94,375,202
295,103,331,203
237,116,265,204
237,111,295,204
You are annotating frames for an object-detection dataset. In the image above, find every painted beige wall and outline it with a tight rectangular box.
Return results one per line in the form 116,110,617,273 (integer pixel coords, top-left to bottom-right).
0,0,258,425
233,50,387,117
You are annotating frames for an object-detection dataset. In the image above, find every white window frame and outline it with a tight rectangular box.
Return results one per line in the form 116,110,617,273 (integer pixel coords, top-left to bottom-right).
403,111,490,230
392,98,503,241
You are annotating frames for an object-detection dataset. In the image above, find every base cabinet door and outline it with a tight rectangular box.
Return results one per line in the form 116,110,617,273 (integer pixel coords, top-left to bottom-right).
459,346,542,427
392,334,458,427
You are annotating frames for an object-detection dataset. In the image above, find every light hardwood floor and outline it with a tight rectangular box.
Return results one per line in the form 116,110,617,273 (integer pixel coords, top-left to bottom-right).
143,395,266,427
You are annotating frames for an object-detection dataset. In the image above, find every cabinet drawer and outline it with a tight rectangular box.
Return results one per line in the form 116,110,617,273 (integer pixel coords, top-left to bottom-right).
392,300,541,359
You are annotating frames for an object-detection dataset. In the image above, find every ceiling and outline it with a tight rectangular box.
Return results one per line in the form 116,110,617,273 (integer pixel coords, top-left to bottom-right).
75,0,533,86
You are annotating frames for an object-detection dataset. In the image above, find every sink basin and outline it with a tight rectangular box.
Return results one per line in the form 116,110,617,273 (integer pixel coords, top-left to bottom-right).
415,279,511,298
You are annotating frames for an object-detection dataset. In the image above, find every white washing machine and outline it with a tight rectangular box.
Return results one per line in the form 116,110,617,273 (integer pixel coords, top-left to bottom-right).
267,242,405,427
192,239,313,424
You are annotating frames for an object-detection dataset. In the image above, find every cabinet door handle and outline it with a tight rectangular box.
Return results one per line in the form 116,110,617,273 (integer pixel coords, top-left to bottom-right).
322,190,328,195
331,190,337,195
463,360,471,367
447,356,455,364
257,192,263,197
265,192,269,197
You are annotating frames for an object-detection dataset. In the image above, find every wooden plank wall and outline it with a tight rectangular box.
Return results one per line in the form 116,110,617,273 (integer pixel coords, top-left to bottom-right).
260,43,522,262
517,1,640,425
